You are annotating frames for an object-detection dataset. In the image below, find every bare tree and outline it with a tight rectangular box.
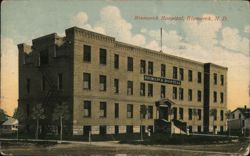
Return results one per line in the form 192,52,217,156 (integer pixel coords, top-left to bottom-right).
140,105,147,141
31,103,45,140
225,110,231,136
52,102,70,141
13,107,25,140
210,109,217,134
192,109,198,132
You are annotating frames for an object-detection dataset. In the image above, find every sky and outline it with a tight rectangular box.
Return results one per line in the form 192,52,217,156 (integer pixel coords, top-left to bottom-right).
1,0,250,115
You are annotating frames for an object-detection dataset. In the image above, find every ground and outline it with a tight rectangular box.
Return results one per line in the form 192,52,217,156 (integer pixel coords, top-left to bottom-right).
0,139,248,156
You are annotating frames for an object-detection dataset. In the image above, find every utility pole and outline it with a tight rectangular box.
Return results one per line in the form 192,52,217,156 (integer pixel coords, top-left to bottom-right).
160,27,163,52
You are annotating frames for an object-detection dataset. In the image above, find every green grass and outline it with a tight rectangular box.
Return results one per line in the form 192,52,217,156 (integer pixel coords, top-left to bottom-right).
119,133,236,145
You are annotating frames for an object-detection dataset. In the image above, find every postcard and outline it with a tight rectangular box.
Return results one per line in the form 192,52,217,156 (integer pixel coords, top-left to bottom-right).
1,0,249,155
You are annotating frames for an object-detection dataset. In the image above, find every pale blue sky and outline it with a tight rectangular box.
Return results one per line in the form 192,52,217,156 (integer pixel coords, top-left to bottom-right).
1,0,249,115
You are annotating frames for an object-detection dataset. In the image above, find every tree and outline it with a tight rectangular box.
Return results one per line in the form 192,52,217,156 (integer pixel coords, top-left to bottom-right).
140,105,147,141
192,109,198,132
225,110,231,136
13,107,25,121
210,109,217,134
0,108,8,124
13,107,25,140
31,103,45,139
52,102,70,141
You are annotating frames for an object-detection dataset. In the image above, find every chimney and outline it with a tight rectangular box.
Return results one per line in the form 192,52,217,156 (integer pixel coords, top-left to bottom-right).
160,27,163,52
245,105,247,109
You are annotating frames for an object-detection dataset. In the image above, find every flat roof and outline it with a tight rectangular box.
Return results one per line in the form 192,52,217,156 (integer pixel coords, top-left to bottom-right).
68,27,227,69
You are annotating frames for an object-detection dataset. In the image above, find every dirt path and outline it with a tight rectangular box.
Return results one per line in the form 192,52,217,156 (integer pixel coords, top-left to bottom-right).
1,140,245,156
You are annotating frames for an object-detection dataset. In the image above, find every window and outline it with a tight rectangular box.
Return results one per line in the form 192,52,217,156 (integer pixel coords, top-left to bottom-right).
26,78,30,94
220,92,224,103
189,126,193,133
179,68,184,81
54,45,59,57
179,108,183,120
161,64,166,77
114,54,119,69
188,70,193,82
83,73,91,90
115,103,119,118
161,85,166,98
114,79,119,94
40,49,49,65
140,83,145,96
173,87,177,99
115,125,119,134
140,105,146,119
214,73,217,85
188,108,192,120
148,106,153,119
173,66,178,79
148,83,153,97
197,90,202,102
220,75,224,85
179,87,184,100
220,126,223,133
41,76,45,91
127,57,133,71
127,104,133,118
239,114,241,119
83,45,91,62
100,125,107,135
84,101,91,117
173,107,177,120
214,111,217,121
127,81,133,95
126,125,133,133
100,102,107,117
99,48,107,65
198,109,202,120
188,89,192,101
140,60,146,74
148,61,153,75
23,54,26,64
83,126,91,135
198,126,201,133
220,110,224,121
99,75,106,91
198,72,202,83
213,91,217,102
58,73,63,90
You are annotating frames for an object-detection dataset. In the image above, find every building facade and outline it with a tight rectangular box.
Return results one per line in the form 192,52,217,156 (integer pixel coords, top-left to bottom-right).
18,27,228,135
228,106,250,133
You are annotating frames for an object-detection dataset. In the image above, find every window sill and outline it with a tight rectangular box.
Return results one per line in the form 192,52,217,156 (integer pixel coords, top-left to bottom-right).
83,88,91,91
83,61,91,63
99,90,107,92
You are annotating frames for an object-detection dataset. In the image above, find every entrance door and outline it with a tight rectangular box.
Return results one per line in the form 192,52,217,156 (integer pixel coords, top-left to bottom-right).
159,106,169,120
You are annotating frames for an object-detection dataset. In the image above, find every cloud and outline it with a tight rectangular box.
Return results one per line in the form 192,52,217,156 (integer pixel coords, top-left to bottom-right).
182,14,222,48
244,25,250,33
70,6,146,46
70,12,106,34
96,5,145,46
70,12,88,27
220,27,249,56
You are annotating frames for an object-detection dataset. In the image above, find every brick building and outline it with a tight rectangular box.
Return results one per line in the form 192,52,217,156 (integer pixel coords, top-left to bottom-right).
18,27,228,135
